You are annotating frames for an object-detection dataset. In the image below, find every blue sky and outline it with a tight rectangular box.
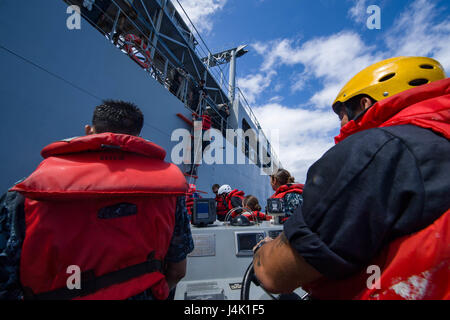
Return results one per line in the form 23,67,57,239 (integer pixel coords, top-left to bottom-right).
176,0,450,181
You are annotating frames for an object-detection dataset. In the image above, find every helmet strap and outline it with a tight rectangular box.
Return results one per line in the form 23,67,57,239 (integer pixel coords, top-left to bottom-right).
344,102,373,122
344,104,357,122
352,105,373,122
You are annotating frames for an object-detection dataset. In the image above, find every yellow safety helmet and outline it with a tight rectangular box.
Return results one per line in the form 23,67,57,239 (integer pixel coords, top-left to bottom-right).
332,56,446,114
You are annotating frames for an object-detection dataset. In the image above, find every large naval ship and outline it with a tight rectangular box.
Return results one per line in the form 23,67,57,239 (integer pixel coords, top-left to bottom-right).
0,0,306,300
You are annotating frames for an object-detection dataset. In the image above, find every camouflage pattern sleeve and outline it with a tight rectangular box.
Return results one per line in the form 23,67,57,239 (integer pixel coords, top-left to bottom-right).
0,191,26,300
283,192,304,218
164,196,195,263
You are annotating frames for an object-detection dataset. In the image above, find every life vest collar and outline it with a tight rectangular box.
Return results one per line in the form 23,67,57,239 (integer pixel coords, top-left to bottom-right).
225,190,245,214
226,189,245,200
272,184,304,198
41,133,167,160
335,78,450,144
11,133,187,200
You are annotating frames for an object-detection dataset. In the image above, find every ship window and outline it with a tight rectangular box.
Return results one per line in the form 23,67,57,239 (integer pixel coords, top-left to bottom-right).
242,119,259,164
257,140,261,167
262,141,272,168
242,119,251,159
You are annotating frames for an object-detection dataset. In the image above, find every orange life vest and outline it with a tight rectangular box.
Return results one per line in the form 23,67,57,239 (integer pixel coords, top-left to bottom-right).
11,133,188,300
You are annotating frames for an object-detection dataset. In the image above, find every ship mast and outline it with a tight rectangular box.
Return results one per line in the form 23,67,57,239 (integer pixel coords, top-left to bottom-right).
201,45,249,105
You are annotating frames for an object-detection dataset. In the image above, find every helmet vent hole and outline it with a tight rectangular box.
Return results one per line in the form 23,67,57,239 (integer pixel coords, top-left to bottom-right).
409,78,429,86
420,64,434,69
379,73,396,82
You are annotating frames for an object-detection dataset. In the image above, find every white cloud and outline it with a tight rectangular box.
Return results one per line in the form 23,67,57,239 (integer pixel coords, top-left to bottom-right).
387,0,450,71
268,95,284,103
309,83,345,110
348,0,368,24
251,32,382,108
253,103,339,182
173,0,227,33
290,71,308,93
237,71,276,104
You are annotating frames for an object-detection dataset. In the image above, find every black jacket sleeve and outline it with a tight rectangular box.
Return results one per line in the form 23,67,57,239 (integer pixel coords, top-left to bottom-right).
284,127,430,279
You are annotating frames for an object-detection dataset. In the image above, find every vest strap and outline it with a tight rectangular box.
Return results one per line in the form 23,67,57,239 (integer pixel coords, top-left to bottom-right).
23,252,163,300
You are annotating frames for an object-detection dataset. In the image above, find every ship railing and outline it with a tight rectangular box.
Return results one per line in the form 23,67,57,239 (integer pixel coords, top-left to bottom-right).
64,0,233,135
171,0,234,99
145,0,235,109
161,1,199,49
63,0,279,169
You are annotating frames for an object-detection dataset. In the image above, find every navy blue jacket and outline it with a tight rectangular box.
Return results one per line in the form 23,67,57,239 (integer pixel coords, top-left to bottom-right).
284,125,450,279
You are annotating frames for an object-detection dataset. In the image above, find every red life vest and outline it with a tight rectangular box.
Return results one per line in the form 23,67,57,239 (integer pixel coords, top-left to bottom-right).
225,189,245,218
242,211,270,222
304,209,450,300
11,133,188,300
186,184,201,217
215,194,228,218
271,184,304,199
202,115,212,131
225,189,245,210
307,78,450,300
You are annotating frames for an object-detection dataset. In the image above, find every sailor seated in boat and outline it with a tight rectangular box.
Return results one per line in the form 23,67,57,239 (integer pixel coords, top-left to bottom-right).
0,100,194,300
242,195,270,222
217,184,246,221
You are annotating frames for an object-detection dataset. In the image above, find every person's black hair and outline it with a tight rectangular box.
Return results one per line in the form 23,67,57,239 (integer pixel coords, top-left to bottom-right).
92,100,144,136
212,184,220,190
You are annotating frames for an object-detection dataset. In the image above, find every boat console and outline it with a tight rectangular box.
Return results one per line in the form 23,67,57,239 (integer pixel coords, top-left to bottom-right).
175,210,308,300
